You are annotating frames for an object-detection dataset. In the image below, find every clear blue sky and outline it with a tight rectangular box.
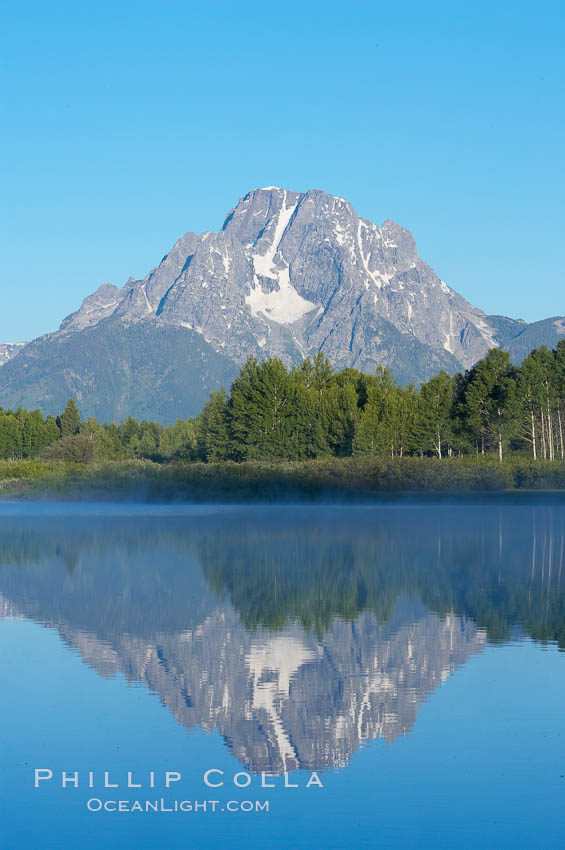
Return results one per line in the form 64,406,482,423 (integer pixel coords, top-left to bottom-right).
1,0,563,341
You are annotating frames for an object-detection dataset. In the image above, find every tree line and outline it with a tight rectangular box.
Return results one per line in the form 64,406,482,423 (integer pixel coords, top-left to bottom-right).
1,341,564,463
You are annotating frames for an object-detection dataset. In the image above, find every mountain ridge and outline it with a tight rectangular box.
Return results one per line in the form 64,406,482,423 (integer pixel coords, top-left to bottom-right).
1,186,563,422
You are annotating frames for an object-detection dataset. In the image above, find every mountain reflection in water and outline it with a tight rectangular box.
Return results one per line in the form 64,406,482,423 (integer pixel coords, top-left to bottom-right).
0,503,563,775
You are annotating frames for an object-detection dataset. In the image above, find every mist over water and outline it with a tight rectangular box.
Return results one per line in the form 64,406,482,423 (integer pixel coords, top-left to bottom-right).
1,501,564,849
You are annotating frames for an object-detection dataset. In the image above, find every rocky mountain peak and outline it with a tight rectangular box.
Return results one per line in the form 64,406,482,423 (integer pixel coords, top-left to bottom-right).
60,283,122,331
0,342,27,367
1,186,563,422
55,186,493,371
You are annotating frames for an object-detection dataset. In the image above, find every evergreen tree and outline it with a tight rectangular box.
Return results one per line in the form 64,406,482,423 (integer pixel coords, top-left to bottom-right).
229,358,297,460
290,360,334,457
0,413,22,459
118,416,141,456
196,389,231,461
396,385,419,457
325,381,359,457
43,416,61,449
460,350,519,461
57,398,81,438
19,409,45,457
353,366,398,456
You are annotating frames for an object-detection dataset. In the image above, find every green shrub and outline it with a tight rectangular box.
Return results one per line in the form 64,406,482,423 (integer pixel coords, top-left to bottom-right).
42,435,96,464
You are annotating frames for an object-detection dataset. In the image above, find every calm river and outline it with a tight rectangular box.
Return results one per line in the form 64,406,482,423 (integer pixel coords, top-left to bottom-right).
1,501,564,848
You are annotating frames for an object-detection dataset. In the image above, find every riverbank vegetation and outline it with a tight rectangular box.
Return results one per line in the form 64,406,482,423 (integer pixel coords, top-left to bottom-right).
1,456,565,500
1,342,565,494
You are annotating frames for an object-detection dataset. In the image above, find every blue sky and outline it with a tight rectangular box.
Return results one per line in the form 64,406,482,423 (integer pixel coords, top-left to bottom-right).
2,0,563,341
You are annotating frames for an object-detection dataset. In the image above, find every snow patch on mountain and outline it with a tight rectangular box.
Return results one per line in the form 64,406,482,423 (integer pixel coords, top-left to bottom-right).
246,190,318,324
245,272,318,324
0,342,27,367
251,192,297,279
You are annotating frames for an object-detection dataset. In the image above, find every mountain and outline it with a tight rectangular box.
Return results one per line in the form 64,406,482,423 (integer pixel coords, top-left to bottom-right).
1,187,562,422
0,504,562,771
1,591,484,772
0,342,26,368
502,316,565,363
0,509,487,772
0,322,237,424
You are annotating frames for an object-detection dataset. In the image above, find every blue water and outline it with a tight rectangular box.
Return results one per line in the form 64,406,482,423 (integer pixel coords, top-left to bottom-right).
0,502,564,849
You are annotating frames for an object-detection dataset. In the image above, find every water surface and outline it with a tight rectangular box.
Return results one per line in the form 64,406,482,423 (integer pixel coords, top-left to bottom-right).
1,502,564,848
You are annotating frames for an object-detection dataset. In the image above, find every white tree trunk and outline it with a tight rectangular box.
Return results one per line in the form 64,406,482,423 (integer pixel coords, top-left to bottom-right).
547,404,554,461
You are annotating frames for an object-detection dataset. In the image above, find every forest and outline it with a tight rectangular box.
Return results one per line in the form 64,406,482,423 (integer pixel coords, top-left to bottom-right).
1,341,564,466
